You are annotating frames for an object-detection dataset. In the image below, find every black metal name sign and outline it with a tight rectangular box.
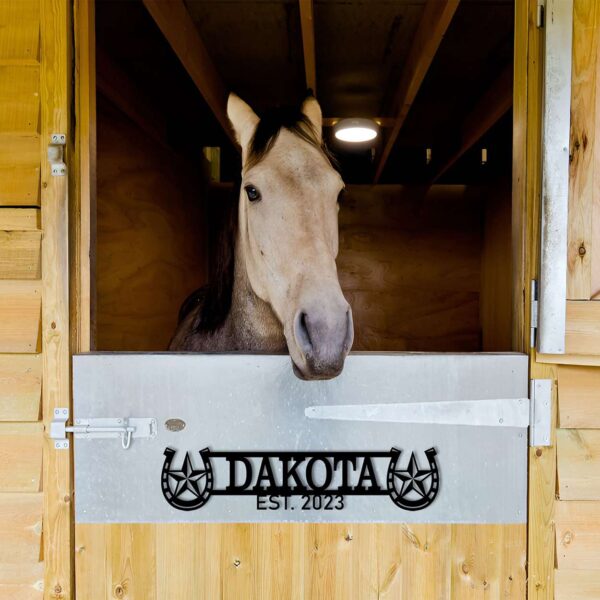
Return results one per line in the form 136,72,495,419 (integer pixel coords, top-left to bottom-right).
161,447,440,512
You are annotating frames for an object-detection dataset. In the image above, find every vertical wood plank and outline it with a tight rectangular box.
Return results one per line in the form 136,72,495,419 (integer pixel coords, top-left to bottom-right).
108,524,156,600
74,525,108,600
400,524,451,598
40,0,72,597
567,0,599,299
155,524,205,599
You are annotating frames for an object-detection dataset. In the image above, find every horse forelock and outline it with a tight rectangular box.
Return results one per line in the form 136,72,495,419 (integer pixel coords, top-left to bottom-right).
246,105,337,172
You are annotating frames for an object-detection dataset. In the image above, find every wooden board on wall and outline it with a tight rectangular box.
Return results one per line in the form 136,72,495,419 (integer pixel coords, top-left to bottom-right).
0,231,41,279
567,0,600,300
0,64,39,133
76,523,526,600
555,569,600,600
558,365,600,428
0,0,39,61
0,166,40,206
0,354,41,421
555,500,600,570
95,97,207,351
0,423,42,492
0,492,42,564
0,280,40,352
0,562,43,599
557,428,600,499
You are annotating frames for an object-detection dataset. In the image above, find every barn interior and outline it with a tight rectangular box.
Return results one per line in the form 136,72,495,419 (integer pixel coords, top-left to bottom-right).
93,0,514,353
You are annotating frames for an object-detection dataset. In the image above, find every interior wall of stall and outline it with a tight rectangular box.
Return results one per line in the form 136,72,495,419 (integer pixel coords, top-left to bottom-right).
95,96,208,351
95,174,513,352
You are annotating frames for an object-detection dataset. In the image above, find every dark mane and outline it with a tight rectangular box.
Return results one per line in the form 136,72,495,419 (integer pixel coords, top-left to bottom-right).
178,179,239,334
178,100,337,334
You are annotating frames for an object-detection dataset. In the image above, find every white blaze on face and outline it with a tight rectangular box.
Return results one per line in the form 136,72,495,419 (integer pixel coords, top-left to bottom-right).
227,94,354,379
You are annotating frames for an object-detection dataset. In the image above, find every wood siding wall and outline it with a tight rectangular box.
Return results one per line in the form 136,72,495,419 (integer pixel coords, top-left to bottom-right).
0,1,44,598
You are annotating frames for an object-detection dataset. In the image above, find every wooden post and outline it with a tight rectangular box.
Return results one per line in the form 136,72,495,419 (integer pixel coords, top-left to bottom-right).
41,0,73,597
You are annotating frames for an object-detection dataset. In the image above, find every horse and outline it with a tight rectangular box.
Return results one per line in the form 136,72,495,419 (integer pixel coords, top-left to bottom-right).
169,93,354,380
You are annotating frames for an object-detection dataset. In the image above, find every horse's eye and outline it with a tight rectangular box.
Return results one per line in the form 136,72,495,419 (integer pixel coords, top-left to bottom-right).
245,185,262,203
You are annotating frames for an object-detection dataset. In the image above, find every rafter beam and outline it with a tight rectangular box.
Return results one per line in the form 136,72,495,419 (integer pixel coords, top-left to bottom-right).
432,64,513,182
322,117,395,128
142,0,236,146
373,0,460,183
299,0,317,93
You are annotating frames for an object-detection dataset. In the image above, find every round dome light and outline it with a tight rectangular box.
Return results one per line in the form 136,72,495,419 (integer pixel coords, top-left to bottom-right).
333,118,379,143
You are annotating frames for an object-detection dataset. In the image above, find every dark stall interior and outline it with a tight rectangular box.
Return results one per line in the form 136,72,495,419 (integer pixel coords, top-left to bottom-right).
93,0,514,353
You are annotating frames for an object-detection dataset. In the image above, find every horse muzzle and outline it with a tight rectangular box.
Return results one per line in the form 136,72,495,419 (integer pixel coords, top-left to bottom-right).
290,302,354,380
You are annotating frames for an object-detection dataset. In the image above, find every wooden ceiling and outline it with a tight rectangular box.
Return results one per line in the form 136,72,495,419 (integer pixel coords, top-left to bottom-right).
95,0,514,185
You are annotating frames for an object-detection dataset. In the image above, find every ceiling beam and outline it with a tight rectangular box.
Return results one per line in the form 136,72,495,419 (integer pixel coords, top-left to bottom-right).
373,0,461,183
432,64,513,182
142,0,236,146
299,0,317,93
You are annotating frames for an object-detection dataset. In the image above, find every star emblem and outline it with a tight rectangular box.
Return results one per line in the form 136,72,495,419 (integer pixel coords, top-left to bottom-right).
391,452,432,498
167,452,208,500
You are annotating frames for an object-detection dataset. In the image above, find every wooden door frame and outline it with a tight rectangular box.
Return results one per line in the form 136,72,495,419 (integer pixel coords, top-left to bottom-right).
65,0,553,598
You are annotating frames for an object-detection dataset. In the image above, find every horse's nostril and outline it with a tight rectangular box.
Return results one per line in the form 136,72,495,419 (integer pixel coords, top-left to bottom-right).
294,311,313,354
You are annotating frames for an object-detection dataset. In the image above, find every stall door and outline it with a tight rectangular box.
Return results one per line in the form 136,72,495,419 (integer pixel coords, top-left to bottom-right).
71,353,529,599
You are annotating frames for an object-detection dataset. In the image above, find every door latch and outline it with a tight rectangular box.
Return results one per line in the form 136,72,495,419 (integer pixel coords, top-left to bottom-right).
50,408,157,450
48,133,67,176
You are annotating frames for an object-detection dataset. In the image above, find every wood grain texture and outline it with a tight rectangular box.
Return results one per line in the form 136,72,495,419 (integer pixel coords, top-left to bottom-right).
0,354,41,421
40,0,73,596
337,185,483,352
0,492,42,563
95,98,207,351
0,208,40,230
0,280,40,352
0,562,43,599
480,183,513,350
0,0,39,61
0,63,39,133
555,500,600,570
71,0,96,354
75,523,525,600
557,428,600,499
0,133,39,166
0,422,42,491
0,166,40,206
0,230,41,279
555,569,600,600
565,300,600,354
567,0,600,299
558,365,600,428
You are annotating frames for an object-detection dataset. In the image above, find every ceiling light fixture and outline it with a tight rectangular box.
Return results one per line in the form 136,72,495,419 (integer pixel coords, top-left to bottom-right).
333,118,379,143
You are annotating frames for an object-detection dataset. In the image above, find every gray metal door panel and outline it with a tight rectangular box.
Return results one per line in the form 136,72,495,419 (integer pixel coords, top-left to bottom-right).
72,353,528,524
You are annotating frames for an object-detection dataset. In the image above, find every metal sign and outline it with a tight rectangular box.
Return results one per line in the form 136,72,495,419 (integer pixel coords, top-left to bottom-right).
72,353,528,524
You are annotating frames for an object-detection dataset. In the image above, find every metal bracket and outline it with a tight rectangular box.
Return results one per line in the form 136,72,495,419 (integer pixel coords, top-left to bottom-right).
529,379,552,446
530,279,539,348
48,133,67,176
50,408,157,450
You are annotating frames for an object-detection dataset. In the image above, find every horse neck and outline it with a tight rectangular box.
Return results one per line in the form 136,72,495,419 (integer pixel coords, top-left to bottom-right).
227,231,286,352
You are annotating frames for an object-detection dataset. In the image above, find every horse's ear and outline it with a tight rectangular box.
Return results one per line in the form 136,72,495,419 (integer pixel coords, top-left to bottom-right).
227,93,259,150
301,96,322,142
